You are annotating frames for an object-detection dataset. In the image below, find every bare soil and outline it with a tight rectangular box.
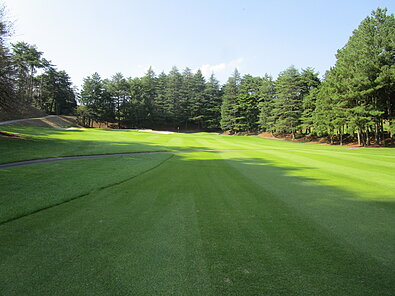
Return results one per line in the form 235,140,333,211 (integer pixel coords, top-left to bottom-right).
0,115,80,128
257,132,394,147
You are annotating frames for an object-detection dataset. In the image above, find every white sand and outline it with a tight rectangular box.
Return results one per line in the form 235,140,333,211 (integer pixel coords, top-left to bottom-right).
138,129,174,134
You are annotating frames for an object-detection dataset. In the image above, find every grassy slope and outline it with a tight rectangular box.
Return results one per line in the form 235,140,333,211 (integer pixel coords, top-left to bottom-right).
0,127,394,295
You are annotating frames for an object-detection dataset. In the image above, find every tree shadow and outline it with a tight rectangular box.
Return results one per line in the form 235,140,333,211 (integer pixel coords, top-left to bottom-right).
0,128,223,164
0,150,394,295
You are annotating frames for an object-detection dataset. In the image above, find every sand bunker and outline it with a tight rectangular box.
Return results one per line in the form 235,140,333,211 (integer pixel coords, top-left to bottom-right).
138,129,174,134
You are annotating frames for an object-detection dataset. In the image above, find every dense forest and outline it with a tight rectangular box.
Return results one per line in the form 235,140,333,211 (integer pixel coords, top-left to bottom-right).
0,7,394,145
78,68,223,130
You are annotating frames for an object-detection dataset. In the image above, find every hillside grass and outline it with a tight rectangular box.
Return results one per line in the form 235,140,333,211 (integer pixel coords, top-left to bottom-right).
0,127,394,295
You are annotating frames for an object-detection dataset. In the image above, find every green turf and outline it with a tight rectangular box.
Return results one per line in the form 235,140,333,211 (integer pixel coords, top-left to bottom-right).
3,125,389,163
0,127,394,295
0,154,171,224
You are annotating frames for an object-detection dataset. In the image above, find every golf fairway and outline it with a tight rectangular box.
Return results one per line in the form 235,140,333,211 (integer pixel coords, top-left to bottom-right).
0,128,394,295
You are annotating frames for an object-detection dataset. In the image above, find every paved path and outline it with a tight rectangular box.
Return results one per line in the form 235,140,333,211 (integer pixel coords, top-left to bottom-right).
0,149,250,169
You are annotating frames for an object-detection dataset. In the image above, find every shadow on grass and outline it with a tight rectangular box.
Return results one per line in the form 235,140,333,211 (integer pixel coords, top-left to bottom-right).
0,149,394,295
0,128,218,164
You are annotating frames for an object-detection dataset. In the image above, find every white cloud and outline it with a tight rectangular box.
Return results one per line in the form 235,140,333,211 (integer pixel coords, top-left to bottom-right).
136,65,155,77
198,57,245,78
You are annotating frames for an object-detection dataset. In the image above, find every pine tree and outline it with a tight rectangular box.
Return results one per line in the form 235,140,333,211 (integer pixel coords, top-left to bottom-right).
234,75,262,132
220,69,241,132
205,74,222,129
139,67,157,125
12,42,46,104
0,5,16,114
272,66,303,139
180,67,194,128
258,75,275,132
37,68,76,115
80,73,114,126
153,71,168,126
166,66,183,128
299,68,321,134
319,8,395,145
107,72,129,128
189,69,206,129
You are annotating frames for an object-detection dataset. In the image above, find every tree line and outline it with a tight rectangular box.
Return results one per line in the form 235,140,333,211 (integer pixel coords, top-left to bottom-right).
0,5,76,119
78,8,394,145
1,6,394,145
79,67,222,130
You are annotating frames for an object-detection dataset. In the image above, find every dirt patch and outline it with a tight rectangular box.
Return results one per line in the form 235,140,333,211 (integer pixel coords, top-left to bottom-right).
257,132,394,147
222,130,232,135
258,132,276,139
222,130,258,136
0,105,46,122
257,132,337,146
0,115,81,128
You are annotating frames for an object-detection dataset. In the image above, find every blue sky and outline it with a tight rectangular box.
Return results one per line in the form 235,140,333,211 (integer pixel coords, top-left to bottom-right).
3,0,394,87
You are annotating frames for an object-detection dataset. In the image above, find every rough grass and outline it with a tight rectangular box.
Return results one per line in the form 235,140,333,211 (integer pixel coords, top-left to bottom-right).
0,127,394,295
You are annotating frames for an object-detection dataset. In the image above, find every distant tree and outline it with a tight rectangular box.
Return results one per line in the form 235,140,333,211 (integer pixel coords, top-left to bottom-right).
271,66,303,139
36,67,76,115
204,73,222,129
0,5,15,113
153,71,168,125
12,42,48,103
166,66,183,127
125,77,146,128
80,73,114,126
234,74,262,132
140,67,157,126
107,72,129,128
300,87,319,135
76,105,92,127
188,69,206,129
315,8,395,145
258,75,275,132
220,69,241,131
299,68,321,134
179,67,194,128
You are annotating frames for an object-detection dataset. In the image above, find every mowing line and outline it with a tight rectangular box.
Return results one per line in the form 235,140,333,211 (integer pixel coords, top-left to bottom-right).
0,149,260,169
0,154,175,227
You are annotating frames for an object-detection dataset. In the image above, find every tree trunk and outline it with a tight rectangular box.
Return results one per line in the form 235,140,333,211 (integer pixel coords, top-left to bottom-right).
49,99,54,115
357,129,361,146
380,119,384,145
117,100,121,129
365,128,369,146
375,122,379,145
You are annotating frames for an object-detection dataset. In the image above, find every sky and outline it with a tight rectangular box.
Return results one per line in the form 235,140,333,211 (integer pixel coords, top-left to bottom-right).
2,0,394,87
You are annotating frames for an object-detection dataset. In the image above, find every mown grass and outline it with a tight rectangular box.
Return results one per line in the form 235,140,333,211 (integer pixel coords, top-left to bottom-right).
0,127,394,295
0,154,171,224
3,125,394,164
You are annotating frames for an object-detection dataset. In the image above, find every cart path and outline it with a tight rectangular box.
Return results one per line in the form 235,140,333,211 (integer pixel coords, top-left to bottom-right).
0,149,258,169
